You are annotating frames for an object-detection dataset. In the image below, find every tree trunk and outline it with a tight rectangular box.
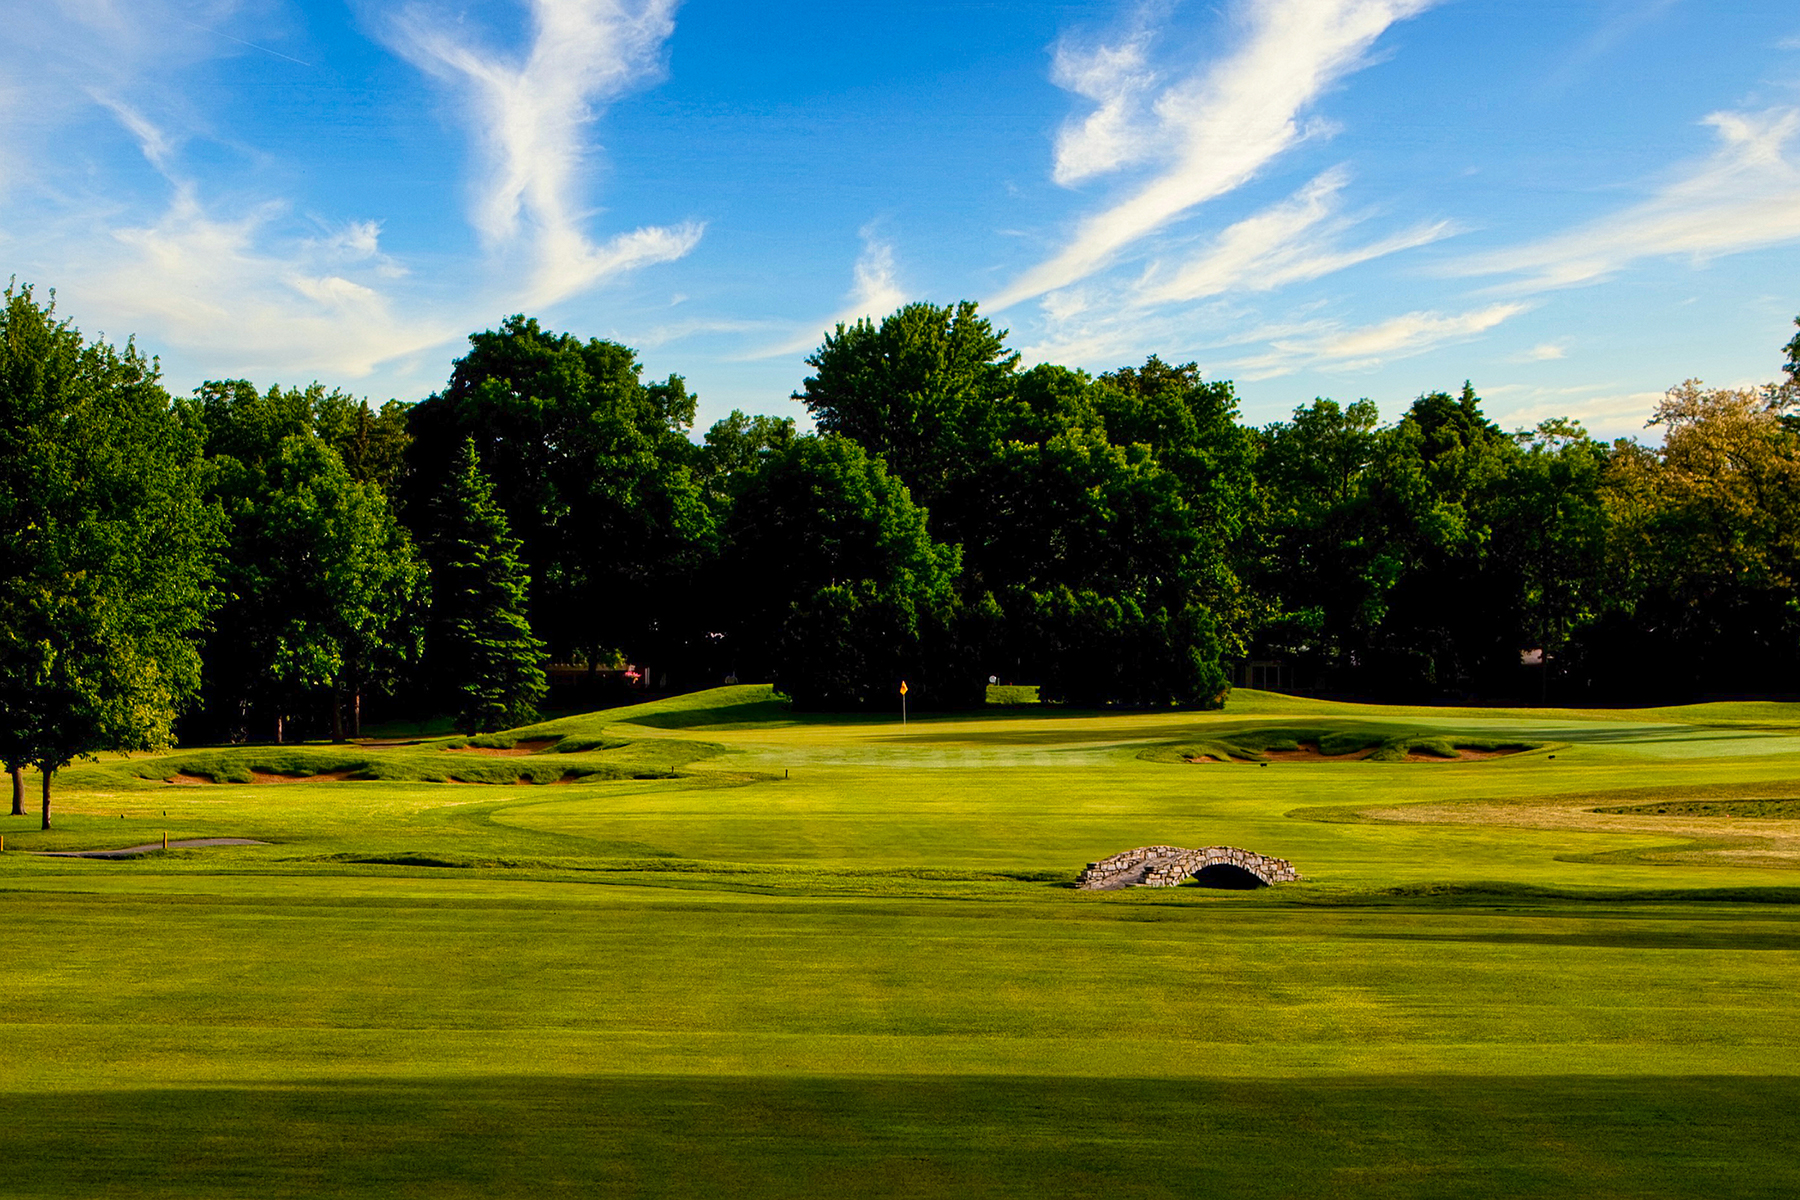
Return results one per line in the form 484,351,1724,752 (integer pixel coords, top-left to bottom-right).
331,684,345,743
353,689,363,738
9,765,21,817
40,766,52,831
276,714,284,744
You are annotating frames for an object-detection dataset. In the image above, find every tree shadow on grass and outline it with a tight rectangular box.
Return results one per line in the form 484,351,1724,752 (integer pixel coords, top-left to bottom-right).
4,1074,1799,1198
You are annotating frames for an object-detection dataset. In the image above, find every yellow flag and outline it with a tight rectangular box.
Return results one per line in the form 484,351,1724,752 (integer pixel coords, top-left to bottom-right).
899,681,909,695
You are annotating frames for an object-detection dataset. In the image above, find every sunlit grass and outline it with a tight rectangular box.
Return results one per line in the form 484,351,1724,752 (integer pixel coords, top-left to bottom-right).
4,684,1800,1195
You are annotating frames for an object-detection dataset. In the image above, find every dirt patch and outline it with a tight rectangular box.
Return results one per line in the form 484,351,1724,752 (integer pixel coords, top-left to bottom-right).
165,773,211,785
445,738,558,757
1403,745,1531,762
1264,742,1375,762
247,769,358,784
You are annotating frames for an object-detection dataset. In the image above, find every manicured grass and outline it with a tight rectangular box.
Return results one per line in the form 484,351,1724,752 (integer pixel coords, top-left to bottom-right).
3,685,1800,1196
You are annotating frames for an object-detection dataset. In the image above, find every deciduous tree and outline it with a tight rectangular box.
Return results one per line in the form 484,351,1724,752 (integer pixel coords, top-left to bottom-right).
0,283,219,826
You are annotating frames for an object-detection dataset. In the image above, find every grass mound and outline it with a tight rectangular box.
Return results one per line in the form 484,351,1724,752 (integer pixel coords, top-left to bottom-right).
1597,798,1800,818
507,684,792,735
1141,722,1537,764
86,735,716,789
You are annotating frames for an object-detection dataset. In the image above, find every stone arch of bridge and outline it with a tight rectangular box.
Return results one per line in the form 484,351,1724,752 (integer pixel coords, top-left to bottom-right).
1075,845,1301,890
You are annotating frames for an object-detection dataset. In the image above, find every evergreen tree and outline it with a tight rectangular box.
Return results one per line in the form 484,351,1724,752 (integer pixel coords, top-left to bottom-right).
426,439,547,733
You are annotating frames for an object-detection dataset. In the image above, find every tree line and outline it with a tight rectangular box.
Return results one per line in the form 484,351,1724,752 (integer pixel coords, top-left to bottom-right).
6,280,1800,824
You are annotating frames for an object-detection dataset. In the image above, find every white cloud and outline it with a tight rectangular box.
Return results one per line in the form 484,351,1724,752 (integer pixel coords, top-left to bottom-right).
0,0,701,394
1222,301,1527,378
1458,108,1800,290
1487,387,1666,439
1050,26,1160,185
390,0,702,306
1136,166,1454,304
1017,169,1453,368
87,92,179,175
1518,342,1566,362
70,184,456,381
751,229,910,359
988,0,1437,312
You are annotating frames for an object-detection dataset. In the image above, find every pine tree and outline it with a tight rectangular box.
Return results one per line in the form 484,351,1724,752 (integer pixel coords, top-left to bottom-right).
426,439,548,733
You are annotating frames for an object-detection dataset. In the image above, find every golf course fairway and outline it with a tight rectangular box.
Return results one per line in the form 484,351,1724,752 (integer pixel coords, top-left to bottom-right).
3,685,1799,1197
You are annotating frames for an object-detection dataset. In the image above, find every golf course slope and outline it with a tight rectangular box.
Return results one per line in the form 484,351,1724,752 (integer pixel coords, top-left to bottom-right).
4,685,1800,1197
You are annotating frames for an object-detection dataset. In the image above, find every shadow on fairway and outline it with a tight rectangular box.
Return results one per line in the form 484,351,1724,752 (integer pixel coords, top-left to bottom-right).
3,1075,1797,1198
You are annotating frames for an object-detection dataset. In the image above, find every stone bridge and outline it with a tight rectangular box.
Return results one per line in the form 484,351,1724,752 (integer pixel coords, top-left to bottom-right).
1077,845,1300,890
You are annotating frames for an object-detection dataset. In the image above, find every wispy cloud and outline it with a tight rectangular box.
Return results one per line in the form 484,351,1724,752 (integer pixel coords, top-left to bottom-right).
1223,302,1527,378
389,0,702,305
1485,385,1667,439
988,0,1436,312
1,0,701,394
75,184,454,380
1018,168,1453,368
1458,108,1800,290
751,229,909,359
1537,0,1680,97
1050,21,1160,185
87,92,180,175
1136,166,1454,305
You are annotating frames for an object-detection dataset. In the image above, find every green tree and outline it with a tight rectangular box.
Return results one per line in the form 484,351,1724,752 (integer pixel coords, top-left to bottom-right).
0,283,220,827
1093,356,1258,656
405,317,711,678
719,436,959,709
1250,398,1385,674
313,390,412,503
424,440,547,733
696,410,797,506
195,388,425,742
793,301,1020,511
964,430,1229,706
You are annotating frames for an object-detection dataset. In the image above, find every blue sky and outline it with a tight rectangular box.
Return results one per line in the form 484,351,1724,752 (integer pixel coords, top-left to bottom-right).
5,0,1799,438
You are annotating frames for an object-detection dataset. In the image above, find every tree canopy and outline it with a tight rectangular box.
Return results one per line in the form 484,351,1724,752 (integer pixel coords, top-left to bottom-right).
0,283,220,825
8,282,1800,758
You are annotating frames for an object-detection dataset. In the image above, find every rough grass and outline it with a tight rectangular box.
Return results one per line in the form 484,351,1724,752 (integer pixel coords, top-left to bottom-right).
83,734,719,789
1139,721,1541,763
4,684,1800,1196
1598,798,1800,818
985,684,1041,706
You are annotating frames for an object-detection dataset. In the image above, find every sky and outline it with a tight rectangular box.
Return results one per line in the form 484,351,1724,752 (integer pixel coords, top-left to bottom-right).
4,0,1799,440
